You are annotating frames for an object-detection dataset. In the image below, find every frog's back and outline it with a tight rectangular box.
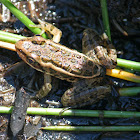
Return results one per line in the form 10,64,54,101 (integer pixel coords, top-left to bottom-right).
15,36,102,82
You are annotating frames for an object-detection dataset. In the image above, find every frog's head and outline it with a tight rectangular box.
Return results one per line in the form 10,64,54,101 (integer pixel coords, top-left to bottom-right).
15,35,47,72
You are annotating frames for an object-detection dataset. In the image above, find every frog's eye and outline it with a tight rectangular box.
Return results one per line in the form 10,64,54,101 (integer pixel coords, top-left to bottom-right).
27,57,42,70
27,57,35,64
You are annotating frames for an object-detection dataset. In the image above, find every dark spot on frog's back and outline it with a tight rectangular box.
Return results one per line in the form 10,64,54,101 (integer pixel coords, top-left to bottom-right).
40,41,46,45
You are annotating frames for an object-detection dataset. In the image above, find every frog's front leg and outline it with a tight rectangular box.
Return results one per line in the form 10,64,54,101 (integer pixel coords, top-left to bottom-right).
36,73,52,99
61,78,111,108
30,19,62,43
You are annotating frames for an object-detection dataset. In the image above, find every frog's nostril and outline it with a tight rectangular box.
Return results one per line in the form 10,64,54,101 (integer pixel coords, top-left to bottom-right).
16,48,22,53
17,49,26,57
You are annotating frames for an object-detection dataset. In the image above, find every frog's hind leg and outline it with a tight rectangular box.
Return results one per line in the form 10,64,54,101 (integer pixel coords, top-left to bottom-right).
61,78,111,108
82,29,117,69
61,84,111,108
30,19,62,43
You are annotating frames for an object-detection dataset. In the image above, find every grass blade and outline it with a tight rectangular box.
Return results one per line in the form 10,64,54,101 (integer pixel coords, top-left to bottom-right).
100,0,111,40
0,106,140,118
41,126,140,132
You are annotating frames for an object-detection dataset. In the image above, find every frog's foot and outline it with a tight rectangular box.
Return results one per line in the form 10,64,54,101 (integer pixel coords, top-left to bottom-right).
36,83,52,99
36,74,52,99
30,19,62,43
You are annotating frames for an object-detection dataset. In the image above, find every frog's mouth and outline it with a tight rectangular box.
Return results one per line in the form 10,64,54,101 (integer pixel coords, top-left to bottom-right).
16,48,44,73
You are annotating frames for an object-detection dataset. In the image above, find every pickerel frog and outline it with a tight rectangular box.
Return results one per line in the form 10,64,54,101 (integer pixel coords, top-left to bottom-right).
15,20,117,108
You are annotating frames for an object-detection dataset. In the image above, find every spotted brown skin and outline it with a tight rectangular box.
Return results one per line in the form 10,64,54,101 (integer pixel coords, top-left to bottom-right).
15,21,117,107
15,35,102,82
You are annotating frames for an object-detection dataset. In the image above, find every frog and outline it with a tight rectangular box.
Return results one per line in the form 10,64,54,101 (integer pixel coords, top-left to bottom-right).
15,19,117,108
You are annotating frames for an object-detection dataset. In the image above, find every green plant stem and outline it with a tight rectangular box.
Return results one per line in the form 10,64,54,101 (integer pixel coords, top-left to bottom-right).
0,31,25,43
0,106,140,118
117,58,140,71
100,0,111,40
119,87,140,96
0,0,48,39
0,31,24,39
41,126,140,132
